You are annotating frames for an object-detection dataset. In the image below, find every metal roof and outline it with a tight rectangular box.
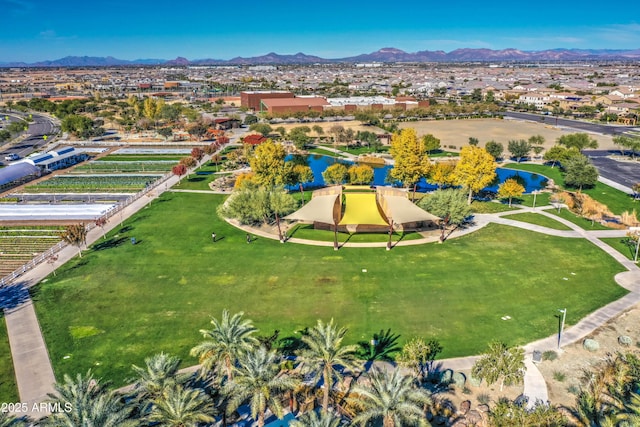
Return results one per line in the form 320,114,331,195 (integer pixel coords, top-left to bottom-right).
0,162,40,186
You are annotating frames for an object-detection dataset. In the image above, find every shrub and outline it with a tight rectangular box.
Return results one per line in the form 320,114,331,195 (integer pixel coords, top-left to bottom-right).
618,335,632,346
440,369,453,384
462,386,472,395
583,338,600,352
477,393,491,405
468,374,482,387
453,371,466,388
567,385,580,395
542,350,558,361
553,371,566,382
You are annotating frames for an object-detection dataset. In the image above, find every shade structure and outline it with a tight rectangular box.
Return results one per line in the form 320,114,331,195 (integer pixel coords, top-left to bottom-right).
382,195,441,224
338,193,388,226
283,194,339,224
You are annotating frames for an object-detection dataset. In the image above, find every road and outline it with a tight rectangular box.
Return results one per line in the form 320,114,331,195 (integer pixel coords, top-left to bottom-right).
503,111,638,136
0,111,58,165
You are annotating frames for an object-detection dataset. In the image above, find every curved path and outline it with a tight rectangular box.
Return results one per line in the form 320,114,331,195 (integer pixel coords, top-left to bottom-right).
3,190,639,415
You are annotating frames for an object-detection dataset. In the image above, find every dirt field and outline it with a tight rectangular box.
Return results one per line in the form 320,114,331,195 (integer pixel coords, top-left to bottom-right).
399,118,617,151
276,121,384,136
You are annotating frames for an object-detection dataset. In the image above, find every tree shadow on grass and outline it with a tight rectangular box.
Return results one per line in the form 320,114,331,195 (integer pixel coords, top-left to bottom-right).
92,236,130,251
0,283,30,310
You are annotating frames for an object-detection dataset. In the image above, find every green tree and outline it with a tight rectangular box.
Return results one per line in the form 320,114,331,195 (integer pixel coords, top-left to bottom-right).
249,123,273,136
498,178,525,207
564,154,599,191
225,347,298,427
0,413,30,427
322,163,348,185
186,121,208,140
613,135,640,159
244,114,258,125
472,342,525,391
269,186,298,241
289,126,312,149
350,368,432,427
158,127,173,141
397,337,443,382
389,128,431,199
557,133,598,150
190,310,258,380
40,371,135,427
452,146,497,204
529,134,546,157
544,145,572,168
296,319,360,412
422,134,441,154
485,141,504,160
59,223,87,258
312,124,325,137
0,129,11,142
289,410,342,427
418,188,471,241
508,139,532,163
468,137,479,146
147,384,215,427
284,162,314,204
6,120,28,134
348,164,374,185
249,139,287,186
357,329,401,363
130,352,188,412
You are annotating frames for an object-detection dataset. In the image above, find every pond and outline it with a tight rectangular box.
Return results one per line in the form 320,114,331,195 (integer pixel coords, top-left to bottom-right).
287,154,547,194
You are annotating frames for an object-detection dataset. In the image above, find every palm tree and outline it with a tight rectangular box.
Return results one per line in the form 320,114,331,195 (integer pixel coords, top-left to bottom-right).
0,413,30,427
130,352,189,412
40,370,135,427
190,310,258,380
289,409,343,427
147,383,215,427
350,368,432,427
225,346,298,427
296,319,360,412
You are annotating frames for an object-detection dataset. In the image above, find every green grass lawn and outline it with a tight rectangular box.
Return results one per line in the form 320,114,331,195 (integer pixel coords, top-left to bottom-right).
601,237,638,261
0,317,18,402
544,208,612,230
504,163,638,215
471,200,518,213
32,193,627,387
502,212,573,230
173,160,230,191
517,192,552,208
287,224,423,242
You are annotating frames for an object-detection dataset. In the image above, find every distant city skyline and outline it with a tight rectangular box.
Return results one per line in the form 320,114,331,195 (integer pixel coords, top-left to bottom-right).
1,0,639,62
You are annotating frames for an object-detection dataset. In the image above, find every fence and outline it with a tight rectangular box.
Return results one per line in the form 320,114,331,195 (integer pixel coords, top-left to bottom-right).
0,171,173,287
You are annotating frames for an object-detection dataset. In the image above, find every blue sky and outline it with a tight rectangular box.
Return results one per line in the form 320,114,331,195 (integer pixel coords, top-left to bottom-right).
1,0,639,62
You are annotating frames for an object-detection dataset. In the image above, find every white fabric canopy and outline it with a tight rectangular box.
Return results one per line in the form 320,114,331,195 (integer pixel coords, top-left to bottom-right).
284,194,339,224
382,195,440,224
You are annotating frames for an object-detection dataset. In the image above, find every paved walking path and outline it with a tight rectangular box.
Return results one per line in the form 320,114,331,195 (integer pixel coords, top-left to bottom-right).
4,183,640,415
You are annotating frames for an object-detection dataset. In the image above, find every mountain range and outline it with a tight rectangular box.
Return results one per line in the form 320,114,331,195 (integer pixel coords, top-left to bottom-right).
2,47,640,67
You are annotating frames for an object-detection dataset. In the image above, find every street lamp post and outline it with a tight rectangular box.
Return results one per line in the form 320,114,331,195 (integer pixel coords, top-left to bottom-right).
532,190,539,209
387,219,394,251
558,308,567,349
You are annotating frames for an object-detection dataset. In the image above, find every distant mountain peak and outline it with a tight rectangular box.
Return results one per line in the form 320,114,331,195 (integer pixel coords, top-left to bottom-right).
3,47,640,68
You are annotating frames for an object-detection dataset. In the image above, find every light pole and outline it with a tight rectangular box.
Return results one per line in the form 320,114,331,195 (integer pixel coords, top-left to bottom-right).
558,308,567,349
387,219,394,251
532,190,539,209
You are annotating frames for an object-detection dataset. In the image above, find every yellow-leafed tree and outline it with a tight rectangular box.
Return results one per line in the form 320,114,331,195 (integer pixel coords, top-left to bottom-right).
249,139,286,186
427,160,457,188
389,128,431,199
498,178,525,207
453,146,497,204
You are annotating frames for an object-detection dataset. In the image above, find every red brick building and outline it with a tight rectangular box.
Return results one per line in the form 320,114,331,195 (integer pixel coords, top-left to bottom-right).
240,91,294,111
260,97,330,114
